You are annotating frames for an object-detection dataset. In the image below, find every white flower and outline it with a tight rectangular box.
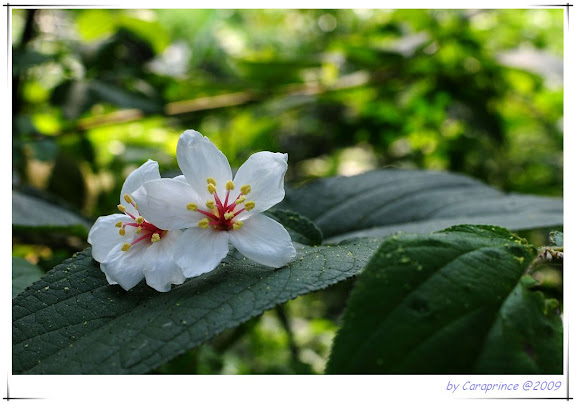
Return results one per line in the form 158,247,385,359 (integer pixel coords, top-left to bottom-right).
87,160,185,292
133,130,296,278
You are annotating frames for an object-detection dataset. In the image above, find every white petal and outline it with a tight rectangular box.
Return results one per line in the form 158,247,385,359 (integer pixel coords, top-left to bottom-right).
100,242,147,291
229,214,296,268
177,130,232,200
104,273,118,285
132,178,204,230
173,175,187,183
232,152,288,220
88,213,130,262
174,227,230,278
120,160,161,217
142,230,186,292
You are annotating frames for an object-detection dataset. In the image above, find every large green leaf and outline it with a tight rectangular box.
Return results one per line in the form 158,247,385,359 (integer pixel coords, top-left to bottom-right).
13,239,380,374
12,258,44,297
12,191,90,233
279,170,563,242
326,225,562,374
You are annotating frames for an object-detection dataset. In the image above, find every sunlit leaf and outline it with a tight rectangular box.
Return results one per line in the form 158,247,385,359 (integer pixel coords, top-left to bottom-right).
119,15,170,53
75,9,118,41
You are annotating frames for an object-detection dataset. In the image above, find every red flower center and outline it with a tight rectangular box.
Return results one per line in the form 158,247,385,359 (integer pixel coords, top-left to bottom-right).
117,194,167,251
189,179,255,231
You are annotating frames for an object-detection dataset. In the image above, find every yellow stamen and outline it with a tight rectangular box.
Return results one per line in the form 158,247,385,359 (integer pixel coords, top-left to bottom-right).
233,221,243,230
123,194,133,204
226,180,235,190
135,226,142,234
245,201,255,211
198,218,210,229
121,243,131,252
224,212,235,220
119,228,126,236
115,221,123,228
207,183,217,194
240,184,251,195
236,195,246,204
117,204,126,213
206,200,215,209
151,233,161,243
136,216,144,224
207,177,216,185
187,202,198,211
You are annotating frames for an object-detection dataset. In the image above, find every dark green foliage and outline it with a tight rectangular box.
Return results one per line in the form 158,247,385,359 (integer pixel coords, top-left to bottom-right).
326,225,562,374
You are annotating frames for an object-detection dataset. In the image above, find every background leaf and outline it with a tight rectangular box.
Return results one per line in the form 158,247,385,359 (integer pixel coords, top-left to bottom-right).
549,231,563,247
279,170,563,242
13,238,380,374
12,191,91,233
89,81,162,114
325,225,562,374
12,257,44,297
266,209,323,246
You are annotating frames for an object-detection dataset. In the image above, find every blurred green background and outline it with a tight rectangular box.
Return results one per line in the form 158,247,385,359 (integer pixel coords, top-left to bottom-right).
12,8,563,374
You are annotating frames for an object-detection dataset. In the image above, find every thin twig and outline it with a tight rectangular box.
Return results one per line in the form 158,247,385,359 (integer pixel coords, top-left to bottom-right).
74,71,371,130
526,245,564,274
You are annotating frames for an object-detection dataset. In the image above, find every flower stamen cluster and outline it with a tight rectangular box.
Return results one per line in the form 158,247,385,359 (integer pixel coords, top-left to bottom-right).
187,177,255,231
117,194,166,251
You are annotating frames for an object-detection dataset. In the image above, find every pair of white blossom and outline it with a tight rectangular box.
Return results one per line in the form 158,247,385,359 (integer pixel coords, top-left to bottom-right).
88,130,296,292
